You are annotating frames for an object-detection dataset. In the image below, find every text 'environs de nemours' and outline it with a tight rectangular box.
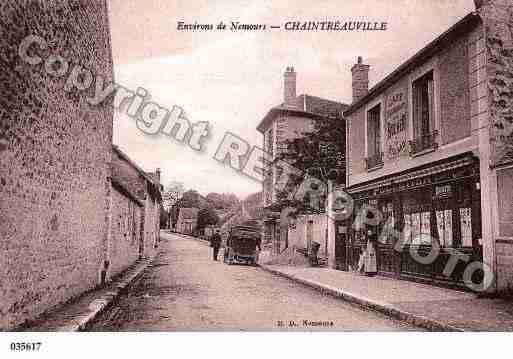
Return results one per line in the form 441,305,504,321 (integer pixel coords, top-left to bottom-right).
176,20,388,32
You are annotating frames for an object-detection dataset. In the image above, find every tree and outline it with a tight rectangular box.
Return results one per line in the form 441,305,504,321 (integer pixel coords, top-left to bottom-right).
197,207,220,232
178,190,201,208
163,181,185,229
162,181,185,211
205,192,240,209
242,191,264,219
222,193,240,208
274,116,346,217
206,192,225,209
159,205,168,229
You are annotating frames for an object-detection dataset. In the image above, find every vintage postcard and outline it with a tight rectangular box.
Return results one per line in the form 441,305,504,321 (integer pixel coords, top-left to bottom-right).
1,0,513,356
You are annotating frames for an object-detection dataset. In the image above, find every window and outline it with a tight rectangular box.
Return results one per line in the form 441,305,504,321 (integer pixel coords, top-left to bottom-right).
411,71,437,154
366,104,383,169
405,211,431,245
460,207,472,247
380,202,395,244
436,210,453,247
413,71,434,137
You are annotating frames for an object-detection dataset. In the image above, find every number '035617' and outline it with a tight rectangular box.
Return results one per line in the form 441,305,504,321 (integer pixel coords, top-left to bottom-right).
10,342,42,351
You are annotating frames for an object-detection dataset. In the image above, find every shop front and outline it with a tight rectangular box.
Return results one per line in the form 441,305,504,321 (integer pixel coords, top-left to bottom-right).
346,153,483,288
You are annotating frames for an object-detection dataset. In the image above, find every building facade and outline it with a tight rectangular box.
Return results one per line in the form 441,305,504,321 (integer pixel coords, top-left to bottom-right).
257,67,347,259
176,207,199,235
344,0,513,292
110,146,162,279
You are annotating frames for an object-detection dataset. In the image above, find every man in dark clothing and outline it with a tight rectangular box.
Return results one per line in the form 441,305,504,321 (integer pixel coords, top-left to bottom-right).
211,230,222,261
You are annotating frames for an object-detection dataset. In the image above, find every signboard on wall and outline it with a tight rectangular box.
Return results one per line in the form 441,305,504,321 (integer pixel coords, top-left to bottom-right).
385,88,408,161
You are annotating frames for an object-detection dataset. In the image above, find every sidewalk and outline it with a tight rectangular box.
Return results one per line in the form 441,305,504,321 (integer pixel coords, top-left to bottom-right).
260,264,513,331
16,258,154,331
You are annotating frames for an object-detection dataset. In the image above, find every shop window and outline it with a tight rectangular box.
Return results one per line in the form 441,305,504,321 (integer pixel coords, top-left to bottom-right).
410,71,438,155
404,214,412,244
404,211,431,245
460,207,472,247
380,202,395,244
366,104,383,170
436,210,453,247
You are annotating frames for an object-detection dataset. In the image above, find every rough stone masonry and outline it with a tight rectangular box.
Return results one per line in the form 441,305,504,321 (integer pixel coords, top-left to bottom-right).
0,0,115,329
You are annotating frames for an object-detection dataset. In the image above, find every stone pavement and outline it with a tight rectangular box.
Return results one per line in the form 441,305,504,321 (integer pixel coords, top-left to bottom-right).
15,258,153,331
259,264,513,331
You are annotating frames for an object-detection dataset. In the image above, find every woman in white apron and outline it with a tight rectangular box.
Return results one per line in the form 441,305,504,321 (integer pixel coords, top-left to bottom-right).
364,229,377,276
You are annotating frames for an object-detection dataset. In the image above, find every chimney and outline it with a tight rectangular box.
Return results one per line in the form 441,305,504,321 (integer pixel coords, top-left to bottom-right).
155,168,161,181
283,66,297,107
351,56,370,103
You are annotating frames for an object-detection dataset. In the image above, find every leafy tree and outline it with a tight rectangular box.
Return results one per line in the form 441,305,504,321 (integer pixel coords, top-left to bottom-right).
170,203,180,230
206,192,225,209
222,193,240,208
197,207,220,232
205,192,240,209
159,205,168,229
243,191,264,219
274,117,346,217
178,190,201,208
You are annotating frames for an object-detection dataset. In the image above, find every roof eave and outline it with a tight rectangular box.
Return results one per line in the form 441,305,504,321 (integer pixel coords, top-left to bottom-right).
344,12,481,116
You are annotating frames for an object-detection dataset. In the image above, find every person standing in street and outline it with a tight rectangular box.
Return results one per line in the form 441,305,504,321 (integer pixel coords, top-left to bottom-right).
211,229,222,261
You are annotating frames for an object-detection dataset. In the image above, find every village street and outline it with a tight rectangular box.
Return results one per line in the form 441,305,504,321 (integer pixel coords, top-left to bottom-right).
89,232,418,331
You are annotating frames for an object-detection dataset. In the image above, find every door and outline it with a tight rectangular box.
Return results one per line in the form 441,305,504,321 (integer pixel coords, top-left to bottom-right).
335,220,347,270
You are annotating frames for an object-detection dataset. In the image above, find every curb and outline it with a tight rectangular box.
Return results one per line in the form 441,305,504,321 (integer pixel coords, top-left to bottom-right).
259,264,465,332
72,258,153,331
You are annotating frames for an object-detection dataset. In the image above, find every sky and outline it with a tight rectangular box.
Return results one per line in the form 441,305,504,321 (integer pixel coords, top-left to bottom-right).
107,0,476,198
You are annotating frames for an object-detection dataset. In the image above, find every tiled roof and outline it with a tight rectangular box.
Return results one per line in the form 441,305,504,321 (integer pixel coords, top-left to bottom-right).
299,94,348,118
257,94,348,132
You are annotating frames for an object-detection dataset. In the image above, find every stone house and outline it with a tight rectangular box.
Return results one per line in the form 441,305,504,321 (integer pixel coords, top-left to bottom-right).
256,67,347,259
342,0,513,292
177,207,199,235
109,146,162,279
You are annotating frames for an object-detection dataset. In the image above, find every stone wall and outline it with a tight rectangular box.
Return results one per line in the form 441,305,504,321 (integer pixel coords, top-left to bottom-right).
111,148,161,260
497,167,513,237
477,0,513,293
480,0,513,167
496,240,513,292
0,0,113,329
143,196,160,257
109,186,142,278
494,166,513,292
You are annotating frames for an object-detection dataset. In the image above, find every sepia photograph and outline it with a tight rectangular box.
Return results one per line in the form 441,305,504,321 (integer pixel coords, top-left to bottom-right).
1,0,513,357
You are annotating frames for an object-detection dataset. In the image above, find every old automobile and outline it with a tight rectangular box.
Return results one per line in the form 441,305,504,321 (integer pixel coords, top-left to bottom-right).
223,225,260,265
